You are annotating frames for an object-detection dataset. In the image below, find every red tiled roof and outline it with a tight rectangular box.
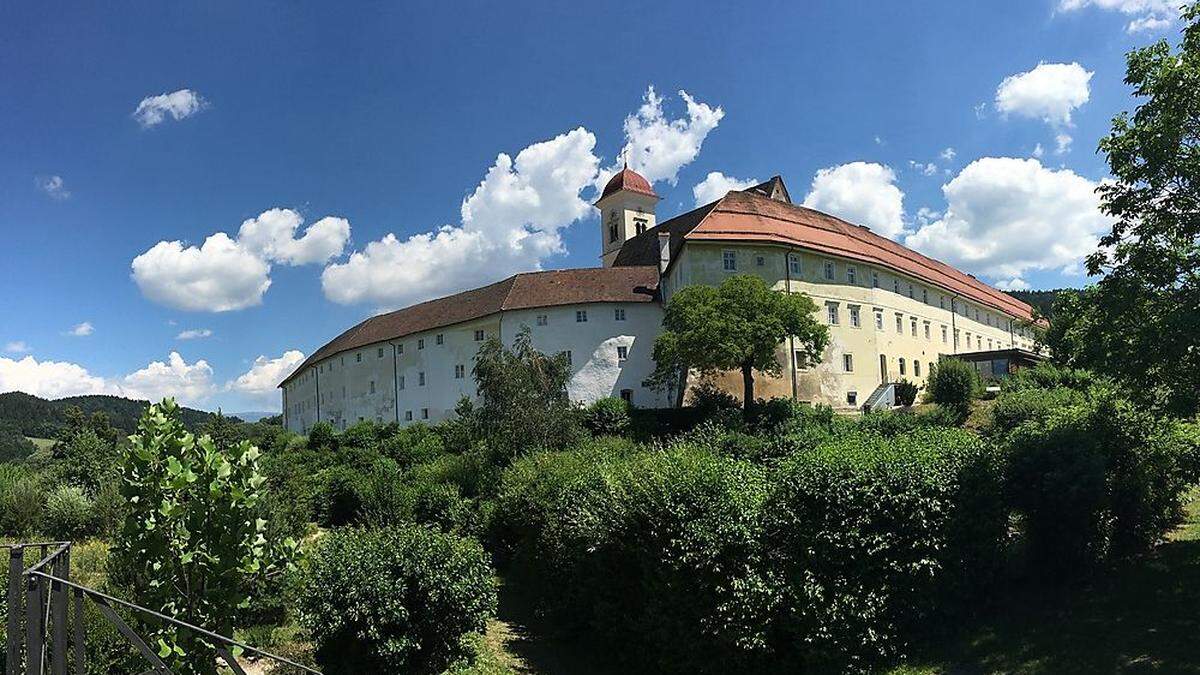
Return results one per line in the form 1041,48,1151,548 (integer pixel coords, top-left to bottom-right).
279,266,659,387
615,186,1036,322
598,167,659,202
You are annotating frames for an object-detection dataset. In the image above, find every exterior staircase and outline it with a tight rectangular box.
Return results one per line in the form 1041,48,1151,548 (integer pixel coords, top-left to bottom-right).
862,382,896,412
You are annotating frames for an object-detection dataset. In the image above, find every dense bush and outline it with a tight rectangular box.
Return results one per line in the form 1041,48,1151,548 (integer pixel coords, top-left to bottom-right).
298,525,496,673
688,380,740,415
1005,390,1195,575
379,423,445,467
1006,362,1100,393
0,464,43,535
44,484,96,540
894,378,919,406
762,428,1006,670
582,396,632,436
925,358,980,421
985,385,1085,439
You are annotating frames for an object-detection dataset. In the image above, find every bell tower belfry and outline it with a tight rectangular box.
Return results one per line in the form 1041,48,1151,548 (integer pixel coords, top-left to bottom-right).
595,165,659,267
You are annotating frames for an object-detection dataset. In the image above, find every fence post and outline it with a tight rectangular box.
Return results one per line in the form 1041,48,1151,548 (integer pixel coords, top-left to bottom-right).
51,548,68,675
7,546,23,674
72,589,84,675
25,574,42,675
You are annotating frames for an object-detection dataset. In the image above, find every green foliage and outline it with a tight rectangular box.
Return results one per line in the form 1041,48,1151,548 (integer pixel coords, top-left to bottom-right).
1005,362,1100,393
297,525,497,674
109,399,297,675
763,428,1006,670
1046,8,1200,417
0,391,219,438
380,423,445,467
48,426,117,495
305,421,337,450
925,358,980,422
43,484,97,540
582,396,632,436
985,386,1085,440
0,421,35,463
0,463,43,535
652,274,828,410
894,378,919,406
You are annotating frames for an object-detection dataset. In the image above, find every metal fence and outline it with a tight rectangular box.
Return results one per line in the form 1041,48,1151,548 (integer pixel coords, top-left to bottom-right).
4,542,319,675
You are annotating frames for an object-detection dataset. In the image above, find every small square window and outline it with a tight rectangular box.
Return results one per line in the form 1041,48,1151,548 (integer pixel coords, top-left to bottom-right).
576,310,588,323
436,333,444,345
418,338,425,350
421,408,429,420
843,353,854,372
847,391,858,406
824,261,835,280
723,250,737,271
620,389,633,403
617,345,628,360
614,308,626,321
536,314,548,326
755,255,765,267
356,352,362,362
405,410,413,421
474,329,485,341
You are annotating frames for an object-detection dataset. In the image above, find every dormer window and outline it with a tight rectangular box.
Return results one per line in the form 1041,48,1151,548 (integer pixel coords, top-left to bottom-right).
634,219,647,235
608,222,619,243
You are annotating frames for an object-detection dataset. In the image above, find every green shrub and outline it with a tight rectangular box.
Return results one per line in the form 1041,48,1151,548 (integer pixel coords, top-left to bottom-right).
1006,362,1099,393
313,464,372,527
297,525,496,673
688,381,740,416
894,378,919,406
925,358,980,421
44,484,96,540
0,464,43,536
306,421,337,450
339,420,380,452
582,396,632,436
985,386,1085,439
380,423,445,467
763,428,1006,670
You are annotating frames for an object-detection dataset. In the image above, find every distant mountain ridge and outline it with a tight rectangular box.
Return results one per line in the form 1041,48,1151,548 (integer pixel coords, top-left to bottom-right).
0,391,232,438
1004,289,1073,320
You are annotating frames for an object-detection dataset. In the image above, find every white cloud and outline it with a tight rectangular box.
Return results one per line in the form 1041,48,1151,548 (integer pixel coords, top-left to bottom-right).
1032,143,1046,158
67,322,93,337
909,160,939,176
995,62,1093,127
0,356,116,399
236,209,349,266
37,175,70,200
133,89,207,128
996,277,1032,291
940,147,957,161
904,157,1112,283
692,172,759,206
117,352,215,406
226,350,305,405
802,162,907,240
1057,0,1180,32
325,87,724,310
4,341,30,354
611,86,724,186
975,102,988,119
132,233,272,312
1055,133,1074,155
175,329,212,340
916,207,942,227
131,208,350,312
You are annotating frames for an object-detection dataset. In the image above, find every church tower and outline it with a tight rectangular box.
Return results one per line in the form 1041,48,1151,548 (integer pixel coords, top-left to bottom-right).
595,165,659,267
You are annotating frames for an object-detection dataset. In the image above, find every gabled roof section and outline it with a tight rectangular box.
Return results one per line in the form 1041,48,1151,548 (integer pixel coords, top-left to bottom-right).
612,179,1035,322
741,175,791,203
280,266,660,387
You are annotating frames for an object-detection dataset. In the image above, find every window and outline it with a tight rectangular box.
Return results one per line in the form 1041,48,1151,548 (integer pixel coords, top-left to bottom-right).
576,309,588,323
608,223,618,243
911,318,918,337
421,408,429,420
899,357,907,376
914,361,921,377
843,353,854,372
795,350,809,369
418,372,426,386
922,289,928,304
872,271,880,288
789,254,801,275
874,310,884,330
826,302,840,325
634,219,647,235
924,322,931,340
418,338,425,350
954,329,960,348
895,313,903,333
455,364,465,379
614,308,626,321
723,250,737,271
474,329,485,341
342,386,346,398
849,305,861,328
940,296,945,309
369,380,376,394
894,278,900,293
436,333,444,345
755,255,765,267
356,352,362,363
908,284,914,299
617,345,628,361
824,260,835,280
941,325,948,344
847,266,857,284
397,343,404,354
564,350,572,366
341,356,345,366
847,391,858,406
620,389,633,403
398,376,405,390
536,314,548,326
405,411,413,421
966,333,972,349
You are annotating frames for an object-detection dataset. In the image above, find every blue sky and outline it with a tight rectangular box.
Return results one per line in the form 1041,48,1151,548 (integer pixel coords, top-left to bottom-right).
0,0,1185,411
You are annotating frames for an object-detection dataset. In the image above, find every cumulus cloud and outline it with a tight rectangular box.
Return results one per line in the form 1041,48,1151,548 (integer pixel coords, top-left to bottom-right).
802,162,907,240
609,86,724,186
904,157,1111,283
325,87,723,310
66,322,93,337
692,172,759,206
0,356,115,399
1055,133,1074,155
226,350,306,404
4,342,30,354
940,147,957,161
995,62,1093,127
909,160,939,176
131,209,350,312
996,277,1032,291
118,352,215,406
133,89,207,128
1057,0,1181,32
37,175,70,200
175,329,212,340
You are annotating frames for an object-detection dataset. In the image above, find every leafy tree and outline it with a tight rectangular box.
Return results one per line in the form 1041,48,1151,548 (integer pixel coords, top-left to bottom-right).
651,274,828,412
925,358,980,423
1051,8,1200,416
110,399,297,674
0,421,35,463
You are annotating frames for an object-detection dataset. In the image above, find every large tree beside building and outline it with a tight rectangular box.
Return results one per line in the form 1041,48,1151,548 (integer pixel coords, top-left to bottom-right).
651,274,828,411
1048,7,1200,417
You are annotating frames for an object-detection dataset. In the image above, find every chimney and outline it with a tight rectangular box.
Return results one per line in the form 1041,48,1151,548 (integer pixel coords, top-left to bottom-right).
657,232,671,273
